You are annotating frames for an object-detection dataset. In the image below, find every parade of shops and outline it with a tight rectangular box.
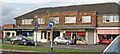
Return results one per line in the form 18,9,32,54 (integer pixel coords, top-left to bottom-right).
3,2,120,45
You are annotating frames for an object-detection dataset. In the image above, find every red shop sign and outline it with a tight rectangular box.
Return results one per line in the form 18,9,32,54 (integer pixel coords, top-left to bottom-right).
77,32,86,35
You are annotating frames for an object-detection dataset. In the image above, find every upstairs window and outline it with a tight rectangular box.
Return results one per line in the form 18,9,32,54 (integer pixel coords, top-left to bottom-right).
50,17,59,24
38,18,45,24
22,19,33,24
65,16,76,23
82,16,91,23
103,15,119,23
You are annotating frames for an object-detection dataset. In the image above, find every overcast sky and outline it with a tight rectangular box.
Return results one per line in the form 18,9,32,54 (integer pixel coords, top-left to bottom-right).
0,0,120,26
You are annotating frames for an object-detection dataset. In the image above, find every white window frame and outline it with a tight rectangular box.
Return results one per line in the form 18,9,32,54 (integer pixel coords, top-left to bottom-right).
82,16,91,23
22,19,33,24
65,16,76,23
103,15,119,23
50,17,59,24
38,18,45,24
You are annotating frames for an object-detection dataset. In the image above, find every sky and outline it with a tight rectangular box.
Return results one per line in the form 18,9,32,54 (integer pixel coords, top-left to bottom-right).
0,0,120,26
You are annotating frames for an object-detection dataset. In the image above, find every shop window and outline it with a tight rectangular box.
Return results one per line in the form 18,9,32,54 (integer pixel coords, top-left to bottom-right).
6,32,10,37
77,35,85,40
27,32,33,36
98,34,119,44
76,32,86,44
5,32,11,39
76,35,86,44
99,35,112,40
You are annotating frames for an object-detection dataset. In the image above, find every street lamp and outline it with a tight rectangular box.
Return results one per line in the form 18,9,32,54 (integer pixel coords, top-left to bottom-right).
34,18,39,47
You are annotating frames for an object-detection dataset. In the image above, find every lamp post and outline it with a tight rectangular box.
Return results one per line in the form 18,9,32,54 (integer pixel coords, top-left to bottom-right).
51,27,53,51
34,18,39,47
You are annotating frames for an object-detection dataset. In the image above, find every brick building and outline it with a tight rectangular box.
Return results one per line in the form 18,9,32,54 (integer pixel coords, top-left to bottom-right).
3,24,16,38
3,2,120,45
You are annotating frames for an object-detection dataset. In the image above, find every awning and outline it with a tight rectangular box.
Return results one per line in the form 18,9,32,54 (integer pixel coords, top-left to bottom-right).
77,32,86,35
65,32,86,35
97,29,120,34
65,32,71,34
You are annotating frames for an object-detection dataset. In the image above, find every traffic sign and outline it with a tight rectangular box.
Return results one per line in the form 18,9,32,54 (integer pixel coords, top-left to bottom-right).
48,21,55,52
48,21,55,28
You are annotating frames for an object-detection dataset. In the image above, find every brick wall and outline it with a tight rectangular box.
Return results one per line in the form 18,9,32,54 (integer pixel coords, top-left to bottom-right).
15,11,119,27
97,16,120,26
3,24,15,29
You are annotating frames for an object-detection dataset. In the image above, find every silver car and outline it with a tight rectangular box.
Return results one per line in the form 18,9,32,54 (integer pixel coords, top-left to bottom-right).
54,36,74,45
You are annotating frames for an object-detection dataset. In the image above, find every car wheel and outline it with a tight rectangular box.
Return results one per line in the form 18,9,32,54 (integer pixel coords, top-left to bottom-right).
66,42,69,45
11,41,15,45
23,42,27,46
54,41,58,44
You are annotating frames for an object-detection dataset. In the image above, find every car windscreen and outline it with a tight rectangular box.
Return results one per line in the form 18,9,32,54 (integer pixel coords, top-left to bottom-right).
63,37,70,40
103,36,120,54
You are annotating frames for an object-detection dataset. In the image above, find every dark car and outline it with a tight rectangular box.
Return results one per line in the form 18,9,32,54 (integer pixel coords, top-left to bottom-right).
9,35,35,46
102,35,120,54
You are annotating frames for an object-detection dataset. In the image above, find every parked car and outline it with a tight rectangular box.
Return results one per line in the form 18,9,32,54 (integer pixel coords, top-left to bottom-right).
102,35,120,54
54,36,74,45
9,35,35,46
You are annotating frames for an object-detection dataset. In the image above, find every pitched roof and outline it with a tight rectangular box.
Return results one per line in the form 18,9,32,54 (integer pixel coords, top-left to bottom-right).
15,2,120,19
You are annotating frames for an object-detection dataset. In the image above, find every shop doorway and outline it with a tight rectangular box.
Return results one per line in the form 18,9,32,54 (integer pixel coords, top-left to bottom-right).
47,31,60,42
53,31,60,40
47,32,51,42
72,32,77,44
41,31,47,40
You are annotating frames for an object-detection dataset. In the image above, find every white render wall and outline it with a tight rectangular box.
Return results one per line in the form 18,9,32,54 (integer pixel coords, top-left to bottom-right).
86,29,94,45
34,31,47,42
60,31,64,37
34,31,41,42
3,31,16,38
94,29,97,44
85,30,88,44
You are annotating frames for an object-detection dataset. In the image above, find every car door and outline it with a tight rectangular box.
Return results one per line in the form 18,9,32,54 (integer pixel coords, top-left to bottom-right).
57,37,62,43
60,37,66,43
102,36,120,54
16,36,23,44
12,36,19,44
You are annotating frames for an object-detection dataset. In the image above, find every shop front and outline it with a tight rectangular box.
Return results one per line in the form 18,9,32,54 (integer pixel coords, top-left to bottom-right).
63,29,86,44
34,29,60,43
33,28,95,45
97,29,120,44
